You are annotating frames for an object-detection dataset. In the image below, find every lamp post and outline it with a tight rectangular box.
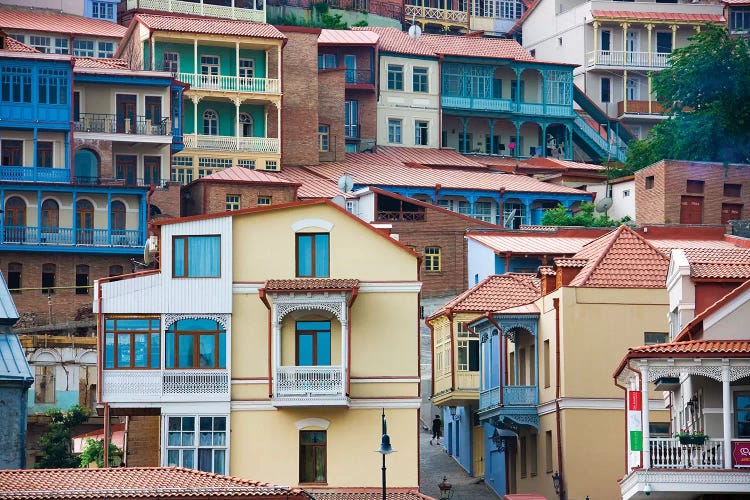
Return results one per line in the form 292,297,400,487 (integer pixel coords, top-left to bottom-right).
376,408,395,500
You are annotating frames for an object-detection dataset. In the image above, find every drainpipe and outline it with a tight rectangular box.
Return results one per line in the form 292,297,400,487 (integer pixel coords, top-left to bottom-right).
103,402,110,467
259,286,272,397
553,297,565,499
69,57,76,182
438,54,443,148
347,289,358,396
427,319,436,400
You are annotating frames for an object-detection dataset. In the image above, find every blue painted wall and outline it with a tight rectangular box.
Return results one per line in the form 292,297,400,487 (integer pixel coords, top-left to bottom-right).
441,406,475,475
483,423,508,497
0,385,30,469
27,389,79,415
0,58,71,129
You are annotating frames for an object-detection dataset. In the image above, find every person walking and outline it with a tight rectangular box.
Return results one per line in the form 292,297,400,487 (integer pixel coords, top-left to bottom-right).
431,414,442,445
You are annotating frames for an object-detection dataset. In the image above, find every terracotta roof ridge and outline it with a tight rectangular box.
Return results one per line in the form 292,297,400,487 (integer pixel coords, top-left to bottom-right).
428,274,500,318
508,272,542,292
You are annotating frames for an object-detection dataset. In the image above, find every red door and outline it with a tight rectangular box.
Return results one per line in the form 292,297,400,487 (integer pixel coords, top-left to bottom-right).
680,196,703,224
721,203,743,224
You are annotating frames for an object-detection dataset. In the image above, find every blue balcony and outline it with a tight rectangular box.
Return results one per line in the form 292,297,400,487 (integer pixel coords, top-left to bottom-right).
0,167,70,183
1,226,144,253
479,385,539,431
441,95,574,119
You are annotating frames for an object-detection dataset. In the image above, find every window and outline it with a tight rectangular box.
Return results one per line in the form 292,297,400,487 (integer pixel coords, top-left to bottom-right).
222,195,239,211
530,433,538,476
510,80,525,102
296,233,329,277
265,160,278,171
104,317,161,369
475,201,492,223
171,167,194,185
601,77,610,103
54,38,69,54
144,156,161,186
257,196,271,206
735,392,750,438
167,416,227,474
543,339,550,388
98,41,114,58
724,183,742,197
34,365,55,403
238,159,255,169
39,68,68,105
92,1,115,19
173,235,221,278
300,430,326,483
75,264,89,295
318,125,330,152
345,100,358,138
520,436,527,478
40,199,59,234
424,247,441,272
457,323,479,371
415,120,429,146
239,58,254,78
110,200,126,236
645,175,654,189
109,265,123,277
686,179,704,194
73,40,95,57
545,431,553,472
388,118,402,144
1,67,32,103
656,32,672,54
239,113,253,137
36,142,53,168
41,263,55,294
413,67,428,92
166,318,226,369
163,52,179,73
29,36,51,53
7,263,21,293
644,332,668,345
318,53,336,69
731,7,750,32
601,30,611,52
203,109,218,135
296,321,331,366
200,56,220,86
623,189,631,198
387,64,403,90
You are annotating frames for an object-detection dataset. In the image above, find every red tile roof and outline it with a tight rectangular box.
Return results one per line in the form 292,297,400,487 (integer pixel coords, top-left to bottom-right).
554,258,588,268
421,33,536,61
0,467,305,499
690,262,750,280
591,10,724,22
352,27,436,57
319,29,379,45
682,247,750,263
467,233,597,255
0,10,127,38
196,166,300,186
2,36,37,53
310,490,435,500
428,273,540,320
73,57,129,69
567,225,670,288
627,339,750,356
263,279,359,291
133,13,286,40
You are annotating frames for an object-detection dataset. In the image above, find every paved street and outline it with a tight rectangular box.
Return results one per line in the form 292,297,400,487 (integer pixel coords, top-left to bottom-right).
419,426,500,500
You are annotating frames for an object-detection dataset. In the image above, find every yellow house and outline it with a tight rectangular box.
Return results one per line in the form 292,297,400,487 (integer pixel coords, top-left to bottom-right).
94,200,421,492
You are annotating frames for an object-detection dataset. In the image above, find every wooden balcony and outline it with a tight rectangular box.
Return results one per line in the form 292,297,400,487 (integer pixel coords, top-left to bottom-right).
2,226,143,248
102,369,230,404
0,166,70,183
617,100,665,117
272,365,348,406
75,113,171,137
442,95,573,119
183,134,280,153
650,437,724,469
178,73,280,94
405,3,467,25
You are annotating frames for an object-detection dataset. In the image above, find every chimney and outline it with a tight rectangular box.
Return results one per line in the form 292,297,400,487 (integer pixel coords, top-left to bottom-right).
553,259,587,287
538,266,556,295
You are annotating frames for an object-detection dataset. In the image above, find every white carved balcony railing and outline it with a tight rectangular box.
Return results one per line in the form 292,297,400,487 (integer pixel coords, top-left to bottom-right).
124,0,265,22
102,369,230,403
275,365,345,399
183,134,280,153
649,437,724,469
405,4,468,23
586,50,669,69
177,73,280,94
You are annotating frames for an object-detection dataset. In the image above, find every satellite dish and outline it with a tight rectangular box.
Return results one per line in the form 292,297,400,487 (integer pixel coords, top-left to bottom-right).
143,236,158,265
408,24,422,40
337,174,354,193
331,195,346,207
595,197,613,213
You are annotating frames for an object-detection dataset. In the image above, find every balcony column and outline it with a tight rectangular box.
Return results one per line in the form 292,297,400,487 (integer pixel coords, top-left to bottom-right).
541,71,547,115
640,362,650,469
150,36,155,71
592,21,599,64
234,97,241,144
722,361,732,468
36,189,42,238
514,68,521,111
72,190,78,242
65,131,70,171
541,123,547,158
194,38,198,82
513,121,520,158
488,118,495,155
621,22,630,65
671,24,678,53
648,75,653,115
460,117,468,153
106,192,112,245
277,42,282,81
271,307,282,397
32,128,38,180
566,125,573,160
622,69,628,114
191,95,202,138
275,100,281,142
341,312,348,394
236,41,240,83
646,24,654,67
524,200,531,225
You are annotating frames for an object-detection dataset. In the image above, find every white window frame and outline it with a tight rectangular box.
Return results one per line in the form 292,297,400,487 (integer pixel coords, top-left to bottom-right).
163,52,179,73
164,415,228,475
239,58,255,79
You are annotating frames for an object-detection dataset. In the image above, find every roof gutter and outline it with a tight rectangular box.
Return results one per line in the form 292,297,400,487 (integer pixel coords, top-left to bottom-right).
258,286,273,398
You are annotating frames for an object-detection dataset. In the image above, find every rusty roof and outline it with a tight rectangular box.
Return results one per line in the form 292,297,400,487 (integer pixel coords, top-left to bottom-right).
133,13,286,39
0,9,126,38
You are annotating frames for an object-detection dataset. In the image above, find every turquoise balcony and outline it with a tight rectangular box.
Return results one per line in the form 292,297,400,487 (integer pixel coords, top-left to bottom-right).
0,167,70,183
441,95,574,119
479,385,539,431
1,226,144,252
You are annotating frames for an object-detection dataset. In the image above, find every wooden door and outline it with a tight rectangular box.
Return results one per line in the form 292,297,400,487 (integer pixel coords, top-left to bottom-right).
116,94,137,133
680,196,703,224
4,196,26,243
116,155,138,186
721,203,742,224
76,199,94,244
472,425,485,477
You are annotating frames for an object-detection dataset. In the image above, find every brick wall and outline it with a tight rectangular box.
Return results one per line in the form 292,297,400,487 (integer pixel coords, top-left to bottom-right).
150,182,182,219
636,160,750,225
1,251,134,327
125,415,160,467
183,181,298,216
348,87,378,149
279,29,321,166
74,139,114,179
318,69,346,162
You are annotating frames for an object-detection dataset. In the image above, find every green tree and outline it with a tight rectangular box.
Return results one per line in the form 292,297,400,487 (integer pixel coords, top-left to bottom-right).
541,202,631,227
624,25,750,172
35,405,90,469
79,438,122,468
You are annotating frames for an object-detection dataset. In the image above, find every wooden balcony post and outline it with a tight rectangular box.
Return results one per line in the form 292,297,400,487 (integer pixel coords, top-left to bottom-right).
646,24,653,67
592,21,599,64
722,363,732,468
640,362,650,469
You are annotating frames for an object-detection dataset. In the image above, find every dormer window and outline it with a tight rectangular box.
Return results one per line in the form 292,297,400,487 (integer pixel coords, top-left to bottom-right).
296,233,329,278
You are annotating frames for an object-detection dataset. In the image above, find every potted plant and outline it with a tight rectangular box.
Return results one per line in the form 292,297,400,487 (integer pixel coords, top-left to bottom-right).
675,429,707,445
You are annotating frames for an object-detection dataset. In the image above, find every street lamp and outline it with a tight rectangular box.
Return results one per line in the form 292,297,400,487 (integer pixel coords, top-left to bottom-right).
376,408,395,500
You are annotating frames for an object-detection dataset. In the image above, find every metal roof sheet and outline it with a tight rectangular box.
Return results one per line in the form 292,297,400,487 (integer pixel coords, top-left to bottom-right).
0,334,32,383
197,166,299,185
353,27,437,57
319,29,379,45
0,271,18,326
0,9,127,38
467,234,596,254
421,33,536,61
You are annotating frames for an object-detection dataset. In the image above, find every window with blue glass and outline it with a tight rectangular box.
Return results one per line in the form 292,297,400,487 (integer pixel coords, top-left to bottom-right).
296,321,331,366
38,69,68,105
104,317,161,369
296,233,329,277
173,235,221,278
166,319,226,369
0,66,32,103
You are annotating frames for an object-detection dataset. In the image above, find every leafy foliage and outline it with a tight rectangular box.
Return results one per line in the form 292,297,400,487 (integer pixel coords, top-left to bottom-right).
79,438,122,468
623,26,750,173
35,405,90,469
541,202,631,227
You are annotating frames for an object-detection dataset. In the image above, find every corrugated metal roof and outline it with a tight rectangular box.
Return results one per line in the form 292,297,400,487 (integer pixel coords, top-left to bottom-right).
0,271,18,326
353,27,437,57
0,9,127,38
134,13,286,39
591,10,724,22
197,166,299,185
0,334,32,383
319,29,379,45
467,234,596,254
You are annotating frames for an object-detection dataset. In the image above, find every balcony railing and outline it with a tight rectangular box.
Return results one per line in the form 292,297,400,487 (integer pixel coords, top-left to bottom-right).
441,95,573,119
617,100,665,117
183,134,280,153
275,365,345,399
503,385,538,405
376,210,426,222
345,69,374,86
405,3,468,23
586,50,669,69
74,176,171,188
75,113,170,136
1,226,143,248
102,369,230,403
177,73,280,94
0,166,70,183
573,115,628,163
480,387,500,409
122,0,265,21
650,437,724,469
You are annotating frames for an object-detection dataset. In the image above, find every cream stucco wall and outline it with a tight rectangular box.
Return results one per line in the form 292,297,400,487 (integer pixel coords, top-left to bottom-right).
0,130,67,168
78,83,170,118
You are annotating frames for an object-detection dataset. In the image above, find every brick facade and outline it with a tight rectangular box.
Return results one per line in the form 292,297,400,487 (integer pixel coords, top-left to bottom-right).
74,139,114,179
318,68,346,162
125,415,161,467
348,87,378,151
150,182,183,219
182,181,298,216
635,160,749,225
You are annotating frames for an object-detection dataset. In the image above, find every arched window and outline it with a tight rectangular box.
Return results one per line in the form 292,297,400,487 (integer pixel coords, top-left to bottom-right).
5,196,26,243
239,112,253,137
203,109,218,136
76,199,94,244
73,149,99,183
41,199,59,232
111,201,126,235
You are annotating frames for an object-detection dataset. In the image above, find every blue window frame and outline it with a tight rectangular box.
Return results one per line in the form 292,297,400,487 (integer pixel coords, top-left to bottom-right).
296,233,329,277
296,321,331,366
173,235,221,278
104,317,161,369
166,319,226,369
